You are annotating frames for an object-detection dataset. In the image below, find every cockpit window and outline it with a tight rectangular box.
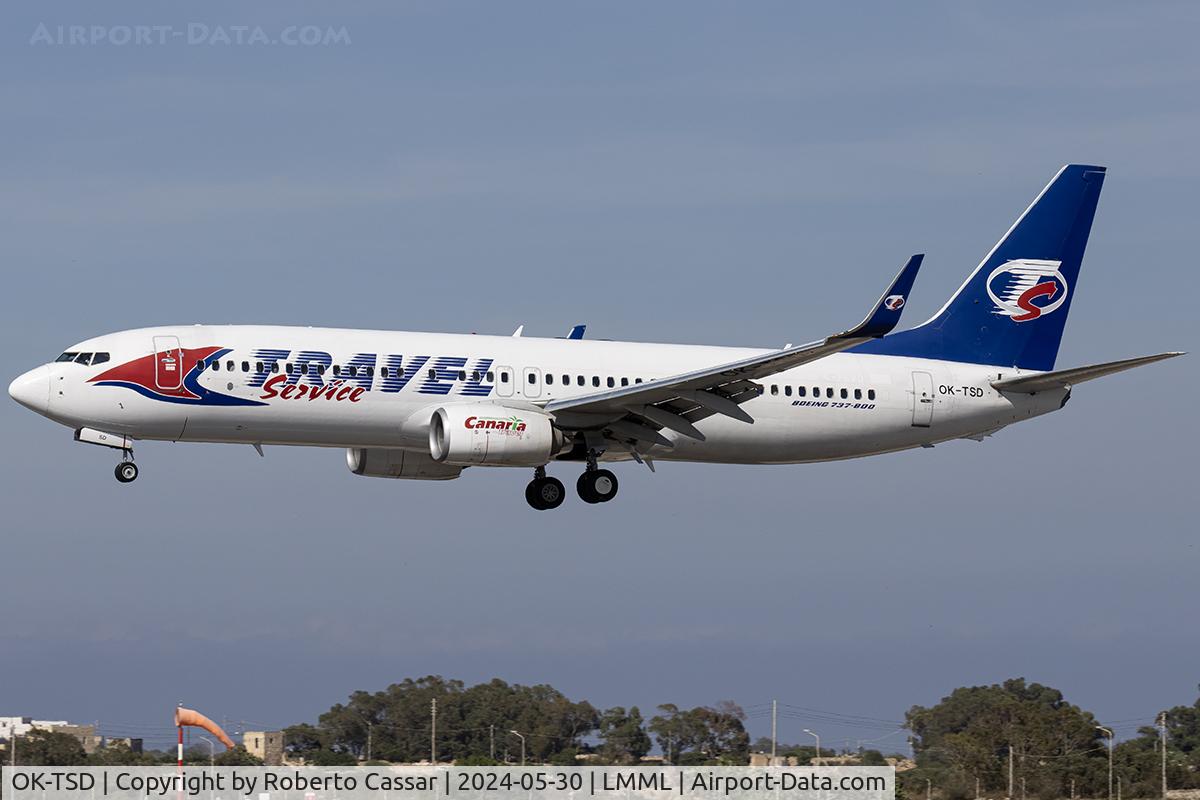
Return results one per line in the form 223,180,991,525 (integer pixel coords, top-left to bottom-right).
55,351,109,365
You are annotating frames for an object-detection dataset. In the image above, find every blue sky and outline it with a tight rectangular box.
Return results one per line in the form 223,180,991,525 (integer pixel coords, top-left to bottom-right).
1,1,1196,751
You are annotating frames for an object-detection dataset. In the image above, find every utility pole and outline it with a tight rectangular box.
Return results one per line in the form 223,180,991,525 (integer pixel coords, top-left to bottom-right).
1071,778,1076,800
490,725,495,761
366,722,373,762
1118,777,1122,800
975,776,980,800
1021,777,1026,800
431,698,437,764
1008,746,1014,800
771,701,777,761
926,779,932,800
1159,712,1168,799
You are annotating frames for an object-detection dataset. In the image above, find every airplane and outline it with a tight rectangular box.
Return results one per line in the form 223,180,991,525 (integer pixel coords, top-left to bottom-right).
8,164,1183,510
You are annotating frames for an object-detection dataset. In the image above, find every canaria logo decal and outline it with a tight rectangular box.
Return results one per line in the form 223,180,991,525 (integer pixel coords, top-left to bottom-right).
986,259,1068,322
883,294,906,311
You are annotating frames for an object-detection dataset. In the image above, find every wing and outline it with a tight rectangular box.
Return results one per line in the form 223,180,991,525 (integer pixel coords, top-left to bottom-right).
991,352,1184,394
544,255,923,450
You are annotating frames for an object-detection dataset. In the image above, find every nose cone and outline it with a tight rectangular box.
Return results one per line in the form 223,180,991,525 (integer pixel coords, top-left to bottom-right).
9,366,50,414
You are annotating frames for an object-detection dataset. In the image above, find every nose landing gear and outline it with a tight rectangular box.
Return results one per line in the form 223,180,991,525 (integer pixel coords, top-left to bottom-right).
115,459,139,483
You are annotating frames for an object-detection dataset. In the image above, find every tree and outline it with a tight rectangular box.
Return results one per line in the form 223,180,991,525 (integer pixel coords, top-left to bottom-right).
8,730,86,765
907,678,1108,800
213,745,263,766
598,706,651,764
649,702,749,765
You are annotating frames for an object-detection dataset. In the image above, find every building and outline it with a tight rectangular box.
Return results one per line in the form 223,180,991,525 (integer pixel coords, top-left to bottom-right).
107,738,144,754
749,754,799,766
0,718,100,754
244,731,284,766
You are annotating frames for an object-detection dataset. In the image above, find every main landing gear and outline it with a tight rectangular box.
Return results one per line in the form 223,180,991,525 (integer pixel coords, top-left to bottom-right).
524,453,619,510
114,451,138,483
525,466,566,511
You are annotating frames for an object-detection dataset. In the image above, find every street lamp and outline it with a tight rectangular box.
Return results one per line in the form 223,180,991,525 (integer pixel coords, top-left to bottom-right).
1097,726,1114,800
197,736,215,767
803,729,821,764
509,730,526,766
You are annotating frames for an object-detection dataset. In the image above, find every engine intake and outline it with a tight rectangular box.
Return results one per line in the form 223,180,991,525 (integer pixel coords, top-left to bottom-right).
429,404,561,467
346,448,463,480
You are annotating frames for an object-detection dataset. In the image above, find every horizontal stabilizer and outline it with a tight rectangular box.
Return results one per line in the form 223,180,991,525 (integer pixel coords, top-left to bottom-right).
991,352,1184,394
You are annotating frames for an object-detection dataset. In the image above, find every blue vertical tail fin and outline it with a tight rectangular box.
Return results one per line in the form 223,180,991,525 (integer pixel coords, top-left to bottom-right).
855,164,1106,371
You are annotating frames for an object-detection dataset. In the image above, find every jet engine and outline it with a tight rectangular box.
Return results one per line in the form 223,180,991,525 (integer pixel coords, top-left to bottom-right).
429,404,562,467
346,447,463,480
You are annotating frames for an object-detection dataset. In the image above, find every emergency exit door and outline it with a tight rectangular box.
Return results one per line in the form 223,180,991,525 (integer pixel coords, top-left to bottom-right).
152,335,183,390
911,371,934,427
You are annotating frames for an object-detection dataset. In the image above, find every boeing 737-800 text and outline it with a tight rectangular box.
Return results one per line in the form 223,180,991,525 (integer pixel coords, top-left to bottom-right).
8,165,1182,509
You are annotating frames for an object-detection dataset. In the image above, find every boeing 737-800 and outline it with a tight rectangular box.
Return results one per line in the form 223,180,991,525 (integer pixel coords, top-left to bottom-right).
8,165,1182,509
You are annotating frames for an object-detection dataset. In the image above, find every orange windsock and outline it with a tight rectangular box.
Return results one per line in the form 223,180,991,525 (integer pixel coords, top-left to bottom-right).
175,707,235,749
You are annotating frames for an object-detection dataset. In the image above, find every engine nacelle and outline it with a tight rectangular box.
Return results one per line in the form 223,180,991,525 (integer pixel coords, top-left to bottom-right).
346,448,463,480
429,404,561,467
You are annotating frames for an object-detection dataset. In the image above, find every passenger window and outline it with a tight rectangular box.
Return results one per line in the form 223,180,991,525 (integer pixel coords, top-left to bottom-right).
472,370,481,382
256,362,264,373
500,372,509,383
527,372,536,384
592,376,600,387
607,377,615,388
367,366,374,377
458,370,466,381
635,378,643,384
621,377,629,386
785,385,792,396
798,386,806,397
227,360,235,371
348,366,357,377
487,371,495,382
826,388,834,398
92,352,109,365
546,374,554,385
316,365,325,375
214,361,222,372
840,388,848,399
333,365,341,376
770,385,778,395
381,367,390,378
854,389,862,400
812,386,818,397
271,362,279,374
242,361,249,372
868,389,876,400
196,361,205,372
428,368,436,380
56,352,78,363
577,376,585,386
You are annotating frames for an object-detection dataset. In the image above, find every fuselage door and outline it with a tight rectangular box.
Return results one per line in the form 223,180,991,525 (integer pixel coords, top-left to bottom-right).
495,366,514,398
911,370,934,427
522,367,542,398
152,335,184,390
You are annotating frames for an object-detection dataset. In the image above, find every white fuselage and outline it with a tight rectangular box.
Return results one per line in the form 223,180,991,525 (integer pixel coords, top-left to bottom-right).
22,325,1065,465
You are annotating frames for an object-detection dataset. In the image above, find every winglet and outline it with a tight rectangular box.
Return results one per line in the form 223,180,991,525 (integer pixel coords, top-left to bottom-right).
566,324,586,340
833,254,923,340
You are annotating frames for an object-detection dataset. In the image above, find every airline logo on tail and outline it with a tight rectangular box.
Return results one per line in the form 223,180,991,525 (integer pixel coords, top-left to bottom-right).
986,259,1068,322
884,295,906,311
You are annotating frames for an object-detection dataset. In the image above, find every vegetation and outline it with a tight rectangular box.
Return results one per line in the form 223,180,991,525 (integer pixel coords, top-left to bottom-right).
4,672,1200,800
